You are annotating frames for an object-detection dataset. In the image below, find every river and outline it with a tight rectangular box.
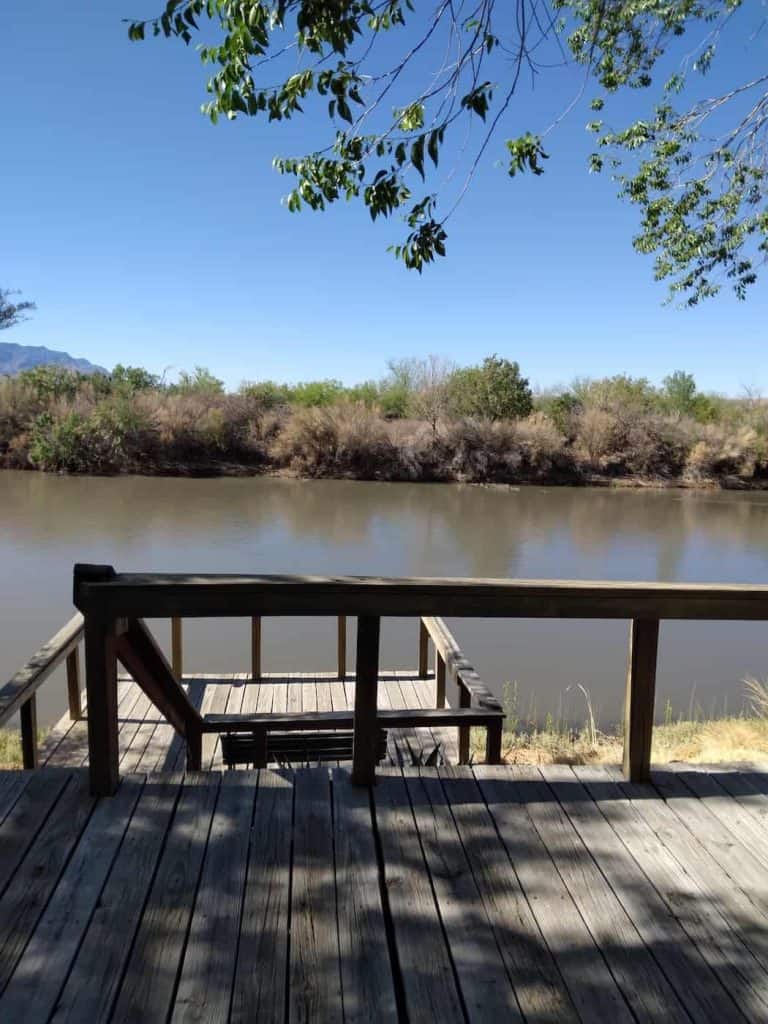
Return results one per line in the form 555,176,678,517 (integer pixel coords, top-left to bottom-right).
3,470,768,732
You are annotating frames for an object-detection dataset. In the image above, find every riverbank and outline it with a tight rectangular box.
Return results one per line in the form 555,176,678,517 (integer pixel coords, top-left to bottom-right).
3,365,768,485
4,716,767,769
469,716,768,766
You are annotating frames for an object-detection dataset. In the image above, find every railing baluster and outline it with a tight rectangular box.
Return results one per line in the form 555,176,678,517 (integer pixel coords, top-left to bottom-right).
66,646,82,720
20,695,38,769
435,651,446,708
623,618,660,783
171,617,183,681
251,616,262,681
458,686,471,764
337,615,347,681
352,615,380,785
418,619,429,679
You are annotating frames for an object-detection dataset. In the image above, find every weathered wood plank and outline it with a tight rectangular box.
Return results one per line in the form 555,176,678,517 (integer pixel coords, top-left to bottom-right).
509,765,689,1022
332,768,397,1022
74,569,768,621
0,614,83,727
110,774,221,1023
605,764,768,967
50,774,183,1023
0,776,144,1023
650,769,768,908
575,764,768,1021
404,770,523,1021
0,771,95,993
541,764,748,1023
231,770,292,1024
171,772,256,1024
289,768,342,1023
0,769,73,897
475,765,634,1023
0,771,32,827
438,766,578,1021
672,767,768,874
372,770,464,1021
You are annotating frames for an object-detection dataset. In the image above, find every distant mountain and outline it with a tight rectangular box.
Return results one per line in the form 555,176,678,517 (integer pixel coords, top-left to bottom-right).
0,342,107,376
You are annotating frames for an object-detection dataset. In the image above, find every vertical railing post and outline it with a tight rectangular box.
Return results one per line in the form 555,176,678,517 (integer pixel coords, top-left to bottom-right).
485,719,503,765
251,616,262,681
66,646,82,720
352,616,381,786
418,619,429,679
435,651,446,708
84,615,120,796
623,618,660,783
337,615,347,680
171,617,183,681
20,696,38,769
458,685,471,765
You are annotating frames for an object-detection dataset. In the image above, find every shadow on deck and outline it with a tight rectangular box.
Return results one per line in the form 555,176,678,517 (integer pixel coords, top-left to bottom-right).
40,673,461,772
1,763,768,1021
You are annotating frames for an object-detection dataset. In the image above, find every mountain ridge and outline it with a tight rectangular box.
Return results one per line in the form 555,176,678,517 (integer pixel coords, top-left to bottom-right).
0,342,106,376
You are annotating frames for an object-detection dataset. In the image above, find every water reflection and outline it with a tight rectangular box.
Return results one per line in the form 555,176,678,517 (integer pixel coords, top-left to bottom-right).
3,471,768,730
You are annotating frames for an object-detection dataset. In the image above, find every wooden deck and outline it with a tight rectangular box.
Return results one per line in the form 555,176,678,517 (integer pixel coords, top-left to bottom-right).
39,672,461,771
2,762,768,1021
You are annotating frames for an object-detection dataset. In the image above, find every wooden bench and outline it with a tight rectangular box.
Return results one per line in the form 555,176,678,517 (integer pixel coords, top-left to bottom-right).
220,728,388,768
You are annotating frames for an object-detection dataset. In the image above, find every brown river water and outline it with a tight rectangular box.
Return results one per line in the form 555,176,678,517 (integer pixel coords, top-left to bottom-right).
3,470,768,731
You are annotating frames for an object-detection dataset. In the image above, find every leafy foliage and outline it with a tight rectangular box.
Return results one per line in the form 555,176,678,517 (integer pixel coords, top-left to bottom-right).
0,288,36,331
125,1,765,301
449,355,533,421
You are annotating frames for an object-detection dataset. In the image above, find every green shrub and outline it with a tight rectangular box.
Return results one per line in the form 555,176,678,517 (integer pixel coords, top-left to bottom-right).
449,355,533,421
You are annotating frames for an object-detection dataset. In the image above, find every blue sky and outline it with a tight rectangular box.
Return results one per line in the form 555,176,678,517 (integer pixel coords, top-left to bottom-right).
2,2,766,393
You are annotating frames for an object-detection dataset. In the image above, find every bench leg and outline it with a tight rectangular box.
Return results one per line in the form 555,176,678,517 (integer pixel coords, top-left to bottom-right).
485,719,503,765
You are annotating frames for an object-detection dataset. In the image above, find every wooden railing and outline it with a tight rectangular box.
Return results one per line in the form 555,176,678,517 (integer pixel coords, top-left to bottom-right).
70,566,768,796
168,613,349,681
0,614,85,768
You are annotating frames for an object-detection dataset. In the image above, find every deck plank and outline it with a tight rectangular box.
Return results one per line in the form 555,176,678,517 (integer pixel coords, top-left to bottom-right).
404,769,524,1021
574,764,768,1020
2,763,768,1023
0,771,95,993
475,765,634,1023
372,769,465,1022
604,763,768,972
171,771,256,1024
650,768,768,911
110,773,221,1023
0,771,32,826
542,763,749,1022
332,768,397,1023
438,766,580,1021
509,765,690,1022
0,775,144,1023
289,768,342,1024
50,774,183,1023
0,769,72,897
231,770,292,1024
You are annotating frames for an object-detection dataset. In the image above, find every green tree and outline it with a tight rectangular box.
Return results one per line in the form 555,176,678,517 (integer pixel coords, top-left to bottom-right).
110,364,161,394
171,366,225,394
128,2,766,302
0,288,36,331
450,356,533,421
661,370,716,421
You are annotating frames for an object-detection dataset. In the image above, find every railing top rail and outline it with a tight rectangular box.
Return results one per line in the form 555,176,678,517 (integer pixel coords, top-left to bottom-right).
421,616,502,713
74,564,768,621
0,613,83,727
